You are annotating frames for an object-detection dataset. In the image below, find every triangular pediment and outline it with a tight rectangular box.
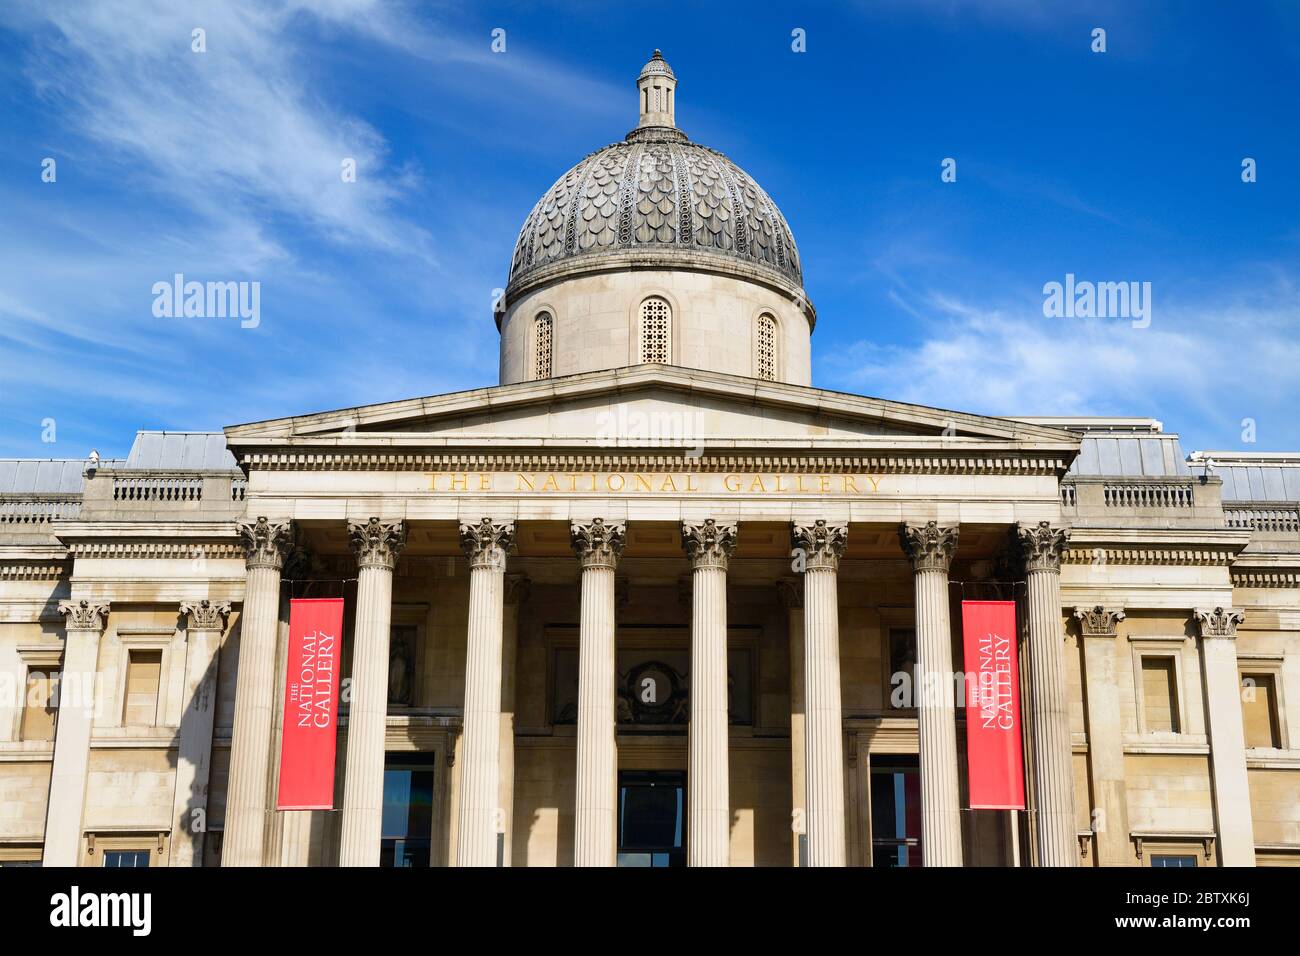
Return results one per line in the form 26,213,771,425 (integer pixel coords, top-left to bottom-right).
225,365,1077,456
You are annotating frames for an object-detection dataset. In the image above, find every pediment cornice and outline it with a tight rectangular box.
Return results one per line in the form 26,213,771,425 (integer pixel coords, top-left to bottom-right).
225,365,1079,448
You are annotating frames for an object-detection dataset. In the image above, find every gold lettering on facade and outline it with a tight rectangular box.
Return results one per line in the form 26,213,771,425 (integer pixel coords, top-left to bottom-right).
425,472,885,495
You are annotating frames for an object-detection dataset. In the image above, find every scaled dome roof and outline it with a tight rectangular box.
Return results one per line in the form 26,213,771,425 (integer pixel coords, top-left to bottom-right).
506,52,803,295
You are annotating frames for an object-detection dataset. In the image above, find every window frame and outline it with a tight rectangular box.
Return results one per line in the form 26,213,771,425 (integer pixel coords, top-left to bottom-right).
530,309,554,380
633,293,675,366
14,642,63,743
1128,638,1190,738
754,310,780,381
1237,656,1288,751
113,628,178,729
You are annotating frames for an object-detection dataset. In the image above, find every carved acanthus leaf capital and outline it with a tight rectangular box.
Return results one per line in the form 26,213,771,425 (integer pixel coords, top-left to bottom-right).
1195,607,1245,640
59,599,110,632
1017,521,1070,573
459,517,515,571
237,517,294,571
571,518,626,570
348,517,408,571
791,520,847,572
900,521,959,572
181,599,232,631
1074,605,1125,638
681,518,737,571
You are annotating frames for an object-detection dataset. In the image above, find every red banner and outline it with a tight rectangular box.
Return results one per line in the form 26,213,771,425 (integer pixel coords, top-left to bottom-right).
961,601,1025,810
276,598,344,810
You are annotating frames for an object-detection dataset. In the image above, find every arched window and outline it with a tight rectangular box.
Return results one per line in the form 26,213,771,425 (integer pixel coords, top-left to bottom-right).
533,312,553,379
639,297,671,364
756,312,777,380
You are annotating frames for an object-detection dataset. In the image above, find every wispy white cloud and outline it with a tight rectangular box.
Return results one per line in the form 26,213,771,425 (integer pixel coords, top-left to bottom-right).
819,278,1300,451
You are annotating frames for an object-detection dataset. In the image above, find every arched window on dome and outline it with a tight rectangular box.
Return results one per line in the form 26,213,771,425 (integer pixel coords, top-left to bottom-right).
533,312,553,379
756,312,778,381
639,297,671,364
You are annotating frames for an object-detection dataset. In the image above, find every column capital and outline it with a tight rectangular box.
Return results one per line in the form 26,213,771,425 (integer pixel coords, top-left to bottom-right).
459,517,515,571
681,518,737,571
1074,605,1125,638
570,518,626,570
237,517,295,571
899,520,958,572
348,517,408,571
181,599,231,632
58,599,110,632
1195,606,1245,640
791,520,847,572
504,574,531,606
776,578,803,610
1017,521,1070,573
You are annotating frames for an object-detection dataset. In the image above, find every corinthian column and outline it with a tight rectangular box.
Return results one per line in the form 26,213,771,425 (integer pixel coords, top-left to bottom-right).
682,518,736,867
171,599,231,867
1195,607,1256,866
792,521,848,866
339,518,407,866
456,517,515,867
900,521,963,867
1017,521,1075,867
225,517,294,867
43,600,110,866
571,518,626,866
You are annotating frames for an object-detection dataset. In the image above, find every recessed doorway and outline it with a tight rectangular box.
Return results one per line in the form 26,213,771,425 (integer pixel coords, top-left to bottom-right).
617,770,685,867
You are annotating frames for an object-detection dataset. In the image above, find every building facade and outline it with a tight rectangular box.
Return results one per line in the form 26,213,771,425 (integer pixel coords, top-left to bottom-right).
1,53,1297,868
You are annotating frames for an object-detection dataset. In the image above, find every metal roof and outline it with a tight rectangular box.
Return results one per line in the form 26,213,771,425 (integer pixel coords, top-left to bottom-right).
1214,464,1300,503
0,459,88,494
1067,435,1192,479
124,432,239,471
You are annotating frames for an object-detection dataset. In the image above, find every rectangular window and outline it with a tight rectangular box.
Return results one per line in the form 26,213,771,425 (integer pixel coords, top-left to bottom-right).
21,669,59,741
870,757,922,867
1141,657,1179,733
381,754,435,867
1241,673,1281,749
123,650,163,726
617,771,685,867
103,850,150,868
1150,854,1197,868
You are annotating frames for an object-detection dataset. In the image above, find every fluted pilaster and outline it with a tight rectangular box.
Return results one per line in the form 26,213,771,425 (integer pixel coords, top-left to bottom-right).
1194,607,1256,866
43,600,110,866
456,518,515,866
572,518,625,866
171,600,231,867
791,520,847,866
1018,521,1075,867
225,517,294,866
900,520,963,867
339,518,407,866
682,519,736,866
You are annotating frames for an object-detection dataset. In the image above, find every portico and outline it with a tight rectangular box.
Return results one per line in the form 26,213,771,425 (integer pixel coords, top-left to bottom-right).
214,363,1082,867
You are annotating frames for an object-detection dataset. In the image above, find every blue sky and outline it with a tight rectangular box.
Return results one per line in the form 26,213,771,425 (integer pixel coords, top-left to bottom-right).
0,0,1296,460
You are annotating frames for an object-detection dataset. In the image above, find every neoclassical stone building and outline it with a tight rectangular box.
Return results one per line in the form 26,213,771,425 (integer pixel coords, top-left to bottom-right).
1,52,1297,868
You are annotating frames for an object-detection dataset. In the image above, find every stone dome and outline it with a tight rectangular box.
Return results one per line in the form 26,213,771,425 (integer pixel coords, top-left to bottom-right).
505,52,804,299
497,52,815,389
